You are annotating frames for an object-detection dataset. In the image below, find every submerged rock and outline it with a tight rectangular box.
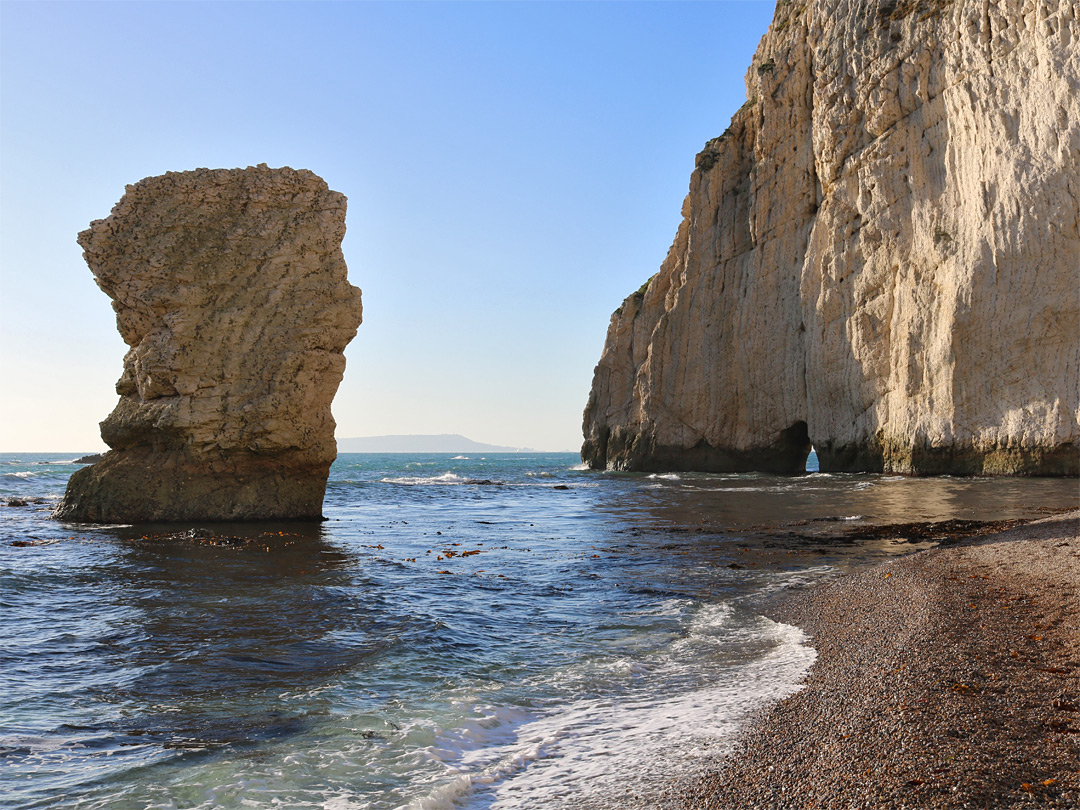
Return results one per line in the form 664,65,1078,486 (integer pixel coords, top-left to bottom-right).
583,0,1079,475
55,165,363,522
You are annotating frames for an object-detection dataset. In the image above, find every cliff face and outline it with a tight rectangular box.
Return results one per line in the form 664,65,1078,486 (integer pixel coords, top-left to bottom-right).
583,0,1079,475
55,165,364,522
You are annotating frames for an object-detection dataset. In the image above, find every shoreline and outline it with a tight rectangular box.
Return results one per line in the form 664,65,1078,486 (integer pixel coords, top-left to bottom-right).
680,510,1080,809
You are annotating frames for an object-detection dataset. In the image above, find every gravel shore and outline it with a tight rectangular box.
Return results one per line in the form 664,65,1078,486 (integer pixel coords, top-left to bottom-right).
683,510,1080,810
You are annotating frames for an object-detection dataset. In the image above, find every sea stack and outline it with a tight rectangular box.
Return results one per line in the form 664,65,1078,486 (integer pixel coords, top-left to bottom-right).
583,0,1079,475
55,165,364,522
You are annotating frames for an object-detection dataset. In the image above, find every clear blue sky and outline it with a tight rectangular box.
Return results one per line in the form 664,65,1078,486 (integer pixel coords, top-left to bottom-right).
1,0,774,452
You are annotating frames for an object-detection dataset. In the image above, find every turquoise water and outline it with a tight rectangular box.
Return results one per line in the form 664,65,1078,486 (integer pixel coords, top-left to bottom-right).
2,452,1075,809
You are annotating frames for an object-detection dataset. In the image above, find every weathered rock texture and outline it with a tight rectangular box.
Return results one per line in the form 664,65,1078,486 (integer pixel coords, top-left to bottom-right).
55,165,363,522
583,0,1080,475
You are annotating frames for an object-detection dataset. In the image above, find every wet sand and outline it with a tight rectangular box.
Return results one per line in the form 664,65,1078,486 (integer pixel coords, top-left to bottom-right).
682,510,1080,809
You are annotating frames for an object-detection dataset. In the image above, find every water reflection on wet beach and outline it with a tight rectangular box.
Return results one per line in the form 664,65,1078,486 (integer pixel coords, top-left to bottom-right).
596,470,1076,531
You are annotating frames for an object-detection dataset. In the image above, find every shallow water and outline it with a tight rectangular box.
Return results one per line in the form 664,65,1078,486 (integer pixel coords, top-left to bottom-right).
2,452,1075,809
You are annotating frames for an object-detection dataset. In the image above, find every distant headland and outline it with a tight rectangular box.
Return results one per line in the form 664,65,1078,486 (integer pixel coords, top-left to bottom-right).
337,435,533,453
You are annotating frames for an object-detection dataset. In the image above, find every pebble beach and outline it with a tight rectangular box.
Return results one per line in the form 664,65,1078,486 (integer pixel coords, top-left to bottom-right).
681,510,1080,809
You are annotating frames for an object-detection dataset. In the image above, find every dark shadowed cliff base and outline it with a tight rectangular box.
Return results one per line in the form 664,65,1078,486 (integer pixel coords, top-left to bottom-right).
56,449,331,523
583,421,812,474
678,511,1080,810
812,439,1080,477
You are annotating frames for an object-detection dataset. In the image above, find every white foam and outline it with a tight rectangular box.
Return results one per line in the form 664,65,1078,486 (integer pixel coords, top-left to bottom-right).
747,565,837,600
405,774,475,810
381,473,467,486
697,486,771,492
406,604,815,810
322,798,366,810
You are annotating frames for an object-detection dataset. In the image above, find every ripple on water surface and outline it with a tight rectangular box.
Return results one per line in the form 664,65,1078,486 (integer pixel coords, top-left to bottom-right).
1,453,1076,808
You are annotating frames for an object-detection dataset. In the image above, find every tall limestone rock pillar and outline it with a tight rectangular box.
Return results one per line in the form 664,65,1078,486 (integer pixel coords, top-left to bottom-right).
583,0,1079,476
55,165,364,522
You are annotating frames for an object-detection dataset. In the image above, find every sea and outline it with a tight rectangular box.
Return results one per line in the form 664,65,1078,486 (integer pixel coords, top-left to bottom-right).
2,451,1076,810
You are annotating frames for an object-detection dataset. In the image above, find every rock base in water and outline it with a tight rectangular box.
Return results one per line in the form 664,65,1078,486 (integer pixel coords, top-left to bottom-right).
59,449,332,522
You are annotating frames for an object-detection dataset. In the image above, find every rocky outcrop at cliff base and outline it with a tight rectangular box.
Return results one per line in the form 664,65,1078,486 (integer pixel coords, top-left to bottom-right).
583,0,1079,475
55,165,364,522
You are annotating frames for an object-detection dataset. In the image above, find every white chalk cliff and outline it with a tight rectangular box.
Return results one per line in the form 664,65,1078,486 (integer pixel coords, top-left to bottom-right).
583,0,1079,475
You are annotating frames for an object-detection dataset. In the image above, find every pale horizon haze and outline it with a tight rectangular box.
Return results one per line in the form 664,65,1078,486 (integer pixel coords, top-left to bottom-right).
1,0,775,453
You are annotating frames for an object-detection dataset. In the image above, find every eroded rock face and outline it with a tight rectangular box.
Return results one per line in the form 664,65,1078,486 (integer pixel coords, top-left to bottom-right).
583,0,1079,475
55,165,363,521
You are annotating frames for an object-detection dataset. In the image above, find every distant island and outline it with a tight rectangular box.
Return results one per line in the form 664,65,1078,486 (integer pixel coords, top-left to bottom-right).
337,434,533,453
